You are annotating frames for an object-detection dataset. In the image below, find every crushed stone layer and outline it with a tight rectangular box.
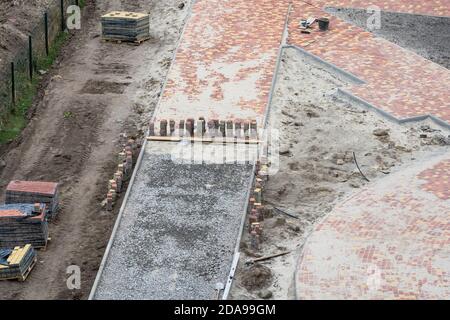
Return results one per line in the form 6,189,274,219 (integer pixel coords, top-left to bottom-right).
93,142,253,299
296,151,450,300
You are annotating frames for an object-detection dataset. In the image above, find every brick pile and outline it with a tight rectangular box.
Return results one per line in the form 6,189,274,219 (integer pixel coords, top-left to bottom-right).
101,11,150,43
0,203,49,249
6,181,59,218
0,244,37,281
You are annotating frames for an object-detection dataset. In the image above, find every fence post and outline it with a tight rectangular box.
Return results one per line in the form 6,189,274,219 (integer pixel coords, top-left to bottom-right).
11,62,15,106
60,0,65,31
76,0,79,6
28,35,33,81
44,12,49,56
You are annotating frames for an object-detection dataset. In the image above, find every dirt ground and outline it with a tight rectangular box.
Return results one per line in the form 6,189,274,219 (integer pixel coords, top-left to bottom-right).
230,47,450,300
0,0,52,71
0,0,190,300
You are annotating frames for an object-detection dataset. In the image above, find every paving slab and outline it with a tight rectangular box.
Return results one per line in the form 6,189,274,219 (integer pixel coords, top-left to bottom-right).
312,0,450,17
92,142,253,299
296,151,450,300
288,1,450,125
154,0,290,123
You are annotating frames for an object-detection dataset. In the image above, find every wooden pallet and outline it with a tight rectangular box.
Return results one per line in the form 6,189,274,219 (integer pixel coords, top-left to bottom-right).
102,36,150,46
147,135,261,144
18,257,37,282
39,237,51,252
0,257,37,282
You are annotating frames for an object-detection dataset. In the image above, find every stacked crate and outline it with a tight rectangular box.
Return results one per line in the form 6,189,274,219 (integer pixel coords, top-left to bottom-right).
0,203,49,249
101,11,150,43
6,181,59,218
0,245,37,281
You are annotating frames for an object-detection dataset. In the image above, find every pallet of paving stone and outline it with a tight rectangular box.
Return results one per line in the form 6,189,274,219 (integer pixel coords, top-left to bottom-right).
0,204,49,249
0,245,37,281
101,11,150,44
5,181,59,218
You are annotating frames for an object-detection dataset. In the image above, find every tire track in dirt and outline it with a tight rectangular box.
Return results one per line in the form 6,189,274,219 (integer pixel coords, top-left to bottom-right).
0,0,191,300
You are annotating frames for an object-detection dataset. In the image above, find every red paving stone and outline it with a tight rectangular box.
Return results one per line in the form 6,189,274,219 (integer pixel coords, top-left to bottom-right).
419,159,450,200
312,0,450,17
149,1,450,299
154,0,290,124
6,181,58,196
296,153,450,300
288,1,450,124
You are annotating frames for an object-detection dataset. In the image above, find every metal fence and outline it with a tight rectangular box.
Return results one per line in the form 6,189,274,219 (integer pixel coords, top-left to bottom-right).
0,0,83,130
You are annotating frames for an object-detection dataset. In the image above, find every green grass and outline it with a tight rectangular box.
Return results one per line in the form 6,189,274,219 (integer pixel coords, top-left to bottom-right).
0,31,69,144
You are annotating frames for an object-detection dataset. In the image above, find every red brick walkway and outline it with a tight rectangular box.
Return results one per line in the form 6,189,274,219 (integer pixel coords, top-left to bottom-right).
312,0,450,17
296,153,450,300
154,0,290,124
288,1,450,124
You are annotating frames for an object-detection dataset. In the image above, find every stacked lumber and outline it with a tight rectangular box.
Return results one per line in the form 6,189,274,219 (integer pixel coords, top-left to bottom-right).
0,245,37,281
101,11,150,43
0,204,49,249
6,181,59,218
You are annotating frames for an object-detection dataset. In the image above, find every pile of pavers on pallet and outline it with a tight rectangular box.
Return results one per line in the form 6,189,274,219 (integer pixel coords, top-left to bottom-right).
0,245,37,281
101,11,150,44
0,203,49,249
5,181,59,218
0,180,59,281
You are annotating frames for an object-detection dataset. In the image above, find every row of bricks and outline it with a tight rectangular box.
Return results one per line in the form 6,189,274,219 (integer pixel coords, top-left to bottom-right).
106,139,137,211
149,118,259,139
248,159,271,251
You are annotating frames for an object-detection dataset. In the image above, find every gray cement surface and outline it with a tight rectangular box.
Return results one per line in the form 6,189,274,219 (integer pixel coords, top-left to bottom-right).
326,7,450,69
93,142,253,299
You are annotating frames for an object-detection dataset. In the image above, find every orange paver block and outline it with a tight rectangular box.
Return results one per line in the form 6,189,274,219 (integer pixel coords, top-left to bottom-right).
154,0,290,124
288,1,450,125
296,153,450,300
6,181,58,196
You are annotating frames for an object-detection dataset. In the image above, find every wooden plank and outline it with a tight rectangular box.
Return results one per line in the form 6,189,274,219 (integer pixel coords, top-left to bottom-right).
146,136,261,144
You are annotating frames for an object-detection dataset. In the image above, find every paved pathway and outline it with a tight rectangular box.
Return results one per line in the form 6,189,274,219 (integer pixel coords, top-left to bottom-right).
155,0,290,124
288,1,450,125
296,152,450,299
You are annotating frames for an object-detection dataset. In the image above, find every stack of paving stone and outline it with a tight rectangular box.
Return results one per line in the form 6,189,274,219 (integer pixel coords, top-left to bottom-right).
101,11,150,43
5,181,59,218
0,203,49,249
0,245,37,281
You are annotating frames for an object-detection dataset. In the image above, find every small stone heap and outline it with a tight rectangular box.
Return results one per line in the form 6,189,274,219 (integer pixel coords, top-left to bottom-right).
0,203,49,249
101,11,150,43
0,244,37,281
5,181,59,218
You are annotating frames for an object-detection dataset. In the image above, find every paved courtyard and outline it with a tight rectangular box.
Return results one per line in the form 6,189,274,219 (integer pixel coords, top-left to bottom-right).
296,151,450,299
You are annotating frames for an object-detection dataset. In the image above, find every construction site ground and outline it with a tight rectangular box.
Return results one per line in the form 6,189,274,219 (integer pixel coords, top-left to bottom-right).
0,0,191,299
0,0,449,300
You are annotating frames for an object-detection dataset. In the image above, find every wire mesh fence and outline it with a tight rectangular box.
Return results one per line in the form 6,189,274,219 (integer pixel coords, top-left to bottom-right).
0,0,81,134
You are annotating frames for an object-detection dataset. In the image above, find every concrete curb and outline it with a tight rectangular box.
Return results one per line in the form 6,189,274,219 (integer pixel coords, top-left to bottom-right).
222,3,293,300
284,44,366,85
337,87,450,130
286,44,450,130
